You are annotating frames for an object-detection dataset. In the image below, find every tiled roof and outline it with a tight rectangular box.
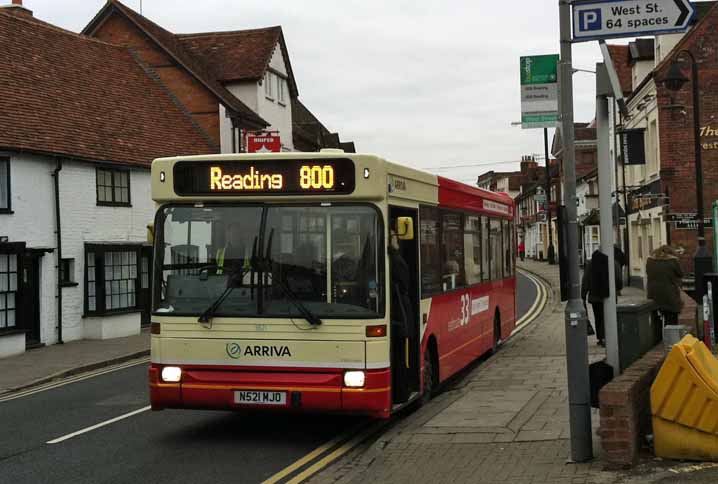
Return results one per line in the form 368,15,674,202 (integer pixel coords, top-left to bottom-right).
0,11,215,166
177,27,280,82
606,44,632,95
84,0,267,128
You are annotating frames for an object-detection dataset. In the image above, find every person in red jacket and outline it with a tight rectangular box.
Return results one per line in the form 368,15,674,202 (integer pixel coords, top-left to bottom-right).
518,240,525,261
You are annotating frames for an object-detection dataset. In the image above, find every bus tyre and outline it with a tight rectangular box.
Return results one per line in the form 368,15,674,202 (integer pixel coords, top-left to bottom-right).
492,312,501,354
421,346,437,405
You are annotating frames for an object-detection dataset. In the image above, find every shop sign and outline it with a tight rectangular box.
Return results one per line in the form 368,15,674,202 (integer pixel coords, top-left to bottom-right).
628,180,667,212
620,128,646,165
701,125,718,151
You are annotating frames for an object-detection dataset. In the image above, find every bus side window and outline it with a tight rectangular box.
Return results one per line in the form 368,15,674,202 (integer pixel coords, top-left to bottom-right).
503,220,511,278
464,215,481,285
441,211,465,291
419,206,442,296
481,216,490,282
490,218,502,280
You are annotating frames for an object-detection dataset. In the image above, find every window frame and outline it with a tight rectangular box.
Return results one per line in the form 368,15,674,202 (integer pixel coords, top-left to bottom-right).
96,167,131,207
0,251,19,333
277,74,286,105
0,157,11,213
84,244,142,317
264,72,275,101
59,258,78,287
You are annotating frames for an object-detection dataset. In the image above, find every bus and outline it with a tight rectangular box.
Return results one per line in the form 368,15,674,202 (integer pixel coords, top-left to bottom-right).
149,150,516,418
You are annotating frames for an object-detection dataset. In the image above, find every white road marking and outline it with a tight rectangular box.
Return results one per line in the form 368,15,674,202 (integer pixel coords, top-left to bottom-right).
46,405,151,444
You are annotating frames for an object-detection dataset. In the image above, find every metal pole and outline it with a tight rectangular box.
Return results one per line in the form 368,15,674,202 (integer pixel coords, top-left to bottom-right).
596,74,619,372
545,128,556,264
559,0,593,462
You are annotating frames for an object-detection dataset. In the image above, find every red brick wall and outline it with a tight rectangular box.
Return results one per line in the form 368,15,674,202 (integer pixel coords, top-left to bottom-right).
91,13,221,146
598,346,666,468
656,8,718,274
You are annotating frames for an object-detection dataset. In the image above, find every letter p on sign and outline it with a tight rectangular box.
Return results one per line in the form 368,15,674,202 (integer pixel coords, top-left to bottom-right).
579,9,602,31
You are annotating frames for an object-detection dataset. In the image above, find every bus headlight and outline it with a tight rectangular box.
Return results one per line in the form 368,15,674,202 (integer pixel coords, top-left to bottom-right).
344,371,365,388
161,366,182,383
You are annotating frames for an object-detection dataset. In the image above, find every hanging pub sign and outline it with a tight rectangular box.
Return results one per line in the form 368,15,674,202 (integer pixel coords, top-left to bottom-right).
245,131,281,153
628,180,668,212
619,128,646,165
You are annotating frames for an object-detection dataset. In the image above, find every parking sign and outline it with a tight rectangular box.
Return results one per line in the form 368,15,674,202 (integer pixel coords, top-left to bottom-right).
572,0,694,41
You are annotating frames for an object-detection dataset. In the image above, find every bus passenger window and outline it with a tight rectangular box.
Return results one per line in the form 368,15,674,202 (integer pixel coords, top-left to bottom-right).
490,218,502,280
503,220,512,278
464,215,481,285
481,216,490,281
441,211,465,290
419,206,442,296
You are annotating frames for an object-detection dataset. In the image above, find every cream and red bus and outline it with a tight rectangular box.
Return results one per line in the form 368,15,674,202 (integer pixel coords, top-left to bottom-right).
149,150,516,418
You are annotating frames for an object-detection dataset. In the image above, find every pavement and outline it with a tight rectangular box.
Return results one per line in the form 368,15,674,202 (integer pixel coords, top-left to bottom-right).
308,260,718,484
0,329,149,395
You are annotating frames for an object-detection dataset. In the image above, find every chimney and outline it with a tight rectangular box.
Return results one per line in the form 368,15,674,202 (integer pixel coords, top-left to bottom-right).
2,0,33,17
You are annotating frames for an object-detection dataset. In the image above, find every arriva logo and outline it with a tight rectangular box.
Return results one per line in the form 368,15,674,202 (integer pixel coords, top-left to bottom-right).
226,342,292,359
226,342,242,359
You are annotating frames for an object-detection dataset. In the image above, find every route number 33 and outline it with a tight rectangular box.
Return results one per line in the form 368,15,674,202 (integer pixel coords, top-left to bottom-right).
459,294,471,326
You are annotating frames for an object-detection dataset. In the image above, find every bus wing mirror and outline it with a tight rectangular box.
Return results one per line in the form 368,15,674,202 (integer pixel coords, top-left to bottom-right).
396,217,414,240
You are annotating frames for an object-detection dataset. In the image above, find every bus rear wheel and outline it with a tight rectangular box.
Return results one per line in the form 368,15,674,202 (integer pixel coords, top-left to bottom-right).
492,312,501,354
421,345,437,404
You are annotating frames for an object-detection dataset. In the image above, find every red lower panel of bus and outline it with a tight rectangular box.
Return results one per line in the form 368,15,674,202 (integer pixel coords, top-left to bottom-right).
149,364,392,418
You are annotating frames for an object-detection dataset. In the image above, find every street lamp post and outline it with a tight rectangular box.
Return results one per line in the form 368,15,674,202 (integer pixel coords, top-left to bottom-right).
662,51,713,300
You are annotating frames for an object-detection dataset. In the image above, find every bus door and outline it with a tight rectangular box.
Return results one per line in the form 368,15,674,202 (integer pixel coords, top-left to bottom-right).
389,207,420,403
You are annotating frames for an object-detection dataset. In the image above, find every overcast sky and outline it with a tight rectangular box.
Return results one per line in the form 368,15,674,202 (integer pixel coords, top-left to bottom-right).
24,0,623,185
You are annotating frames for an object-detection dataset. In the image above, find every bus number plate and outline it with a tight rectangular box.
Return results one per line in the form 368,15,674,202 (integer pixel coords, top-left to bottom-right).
234,390,287,406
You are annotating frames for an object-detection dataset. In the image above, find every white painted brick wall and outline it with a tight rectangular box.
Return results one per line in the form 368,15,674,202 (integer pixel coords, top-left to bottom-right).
2,153,154,347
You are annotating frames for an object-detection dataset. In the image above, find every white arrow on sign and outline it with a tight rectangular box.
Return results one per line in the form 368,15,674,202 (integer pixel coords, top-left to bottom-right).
572,0,695,42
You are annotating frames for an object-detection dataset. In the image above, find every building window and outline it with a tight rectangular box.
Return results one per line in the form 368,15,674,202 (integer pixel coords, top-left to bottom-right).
0,157,10,212
264,72,274,100
0,253,17,330
60,258,76,286
97,168,130,206
85,245,140,315
277,76,286,104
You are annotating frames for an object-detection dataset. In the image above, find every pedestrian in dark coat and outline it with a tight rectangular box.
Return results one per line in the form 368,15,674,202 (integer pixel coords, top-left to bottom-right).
646,245,684,326
582,249,609,346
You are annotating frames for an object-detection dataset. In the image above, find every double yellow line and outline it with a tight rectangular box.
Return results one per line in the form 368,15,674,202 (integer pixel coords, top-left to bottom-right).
0,356,150,404
512,270,549,335
261,420,388,484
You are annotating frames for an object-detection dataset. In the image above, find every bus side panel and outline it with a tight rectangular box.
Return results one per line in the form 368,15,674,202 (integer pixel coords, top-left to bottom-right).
424,278,517,384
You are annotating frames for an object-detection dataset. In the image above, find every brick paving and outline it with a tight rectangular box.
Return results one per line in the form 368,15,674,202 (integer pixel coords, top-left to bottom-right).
307,260,718,484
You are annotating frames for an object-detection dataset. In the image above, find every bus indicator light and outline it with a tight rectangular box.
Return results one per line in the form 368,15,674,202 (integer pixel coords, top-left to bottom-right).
366,324,387,337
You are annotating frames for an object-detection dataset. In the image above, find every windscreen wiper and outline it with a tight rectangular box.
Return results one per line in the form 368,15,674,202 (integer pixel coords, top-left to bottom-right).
260,229,322,326
197,264,247,327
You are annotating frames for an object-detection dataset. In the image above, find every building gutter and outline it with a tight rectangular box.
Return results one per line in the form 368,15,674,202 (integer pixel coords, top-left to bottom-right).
52,158,63,344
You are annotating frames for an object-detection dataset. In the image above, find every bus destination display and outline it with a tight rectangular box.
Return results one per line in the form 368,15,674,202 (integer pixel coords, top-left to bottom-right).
173,158,356,196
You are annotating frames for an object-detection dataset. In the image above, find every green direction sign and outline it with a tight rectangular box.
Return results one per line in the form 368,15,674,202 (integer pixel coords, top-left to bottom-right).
520,54,559,129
